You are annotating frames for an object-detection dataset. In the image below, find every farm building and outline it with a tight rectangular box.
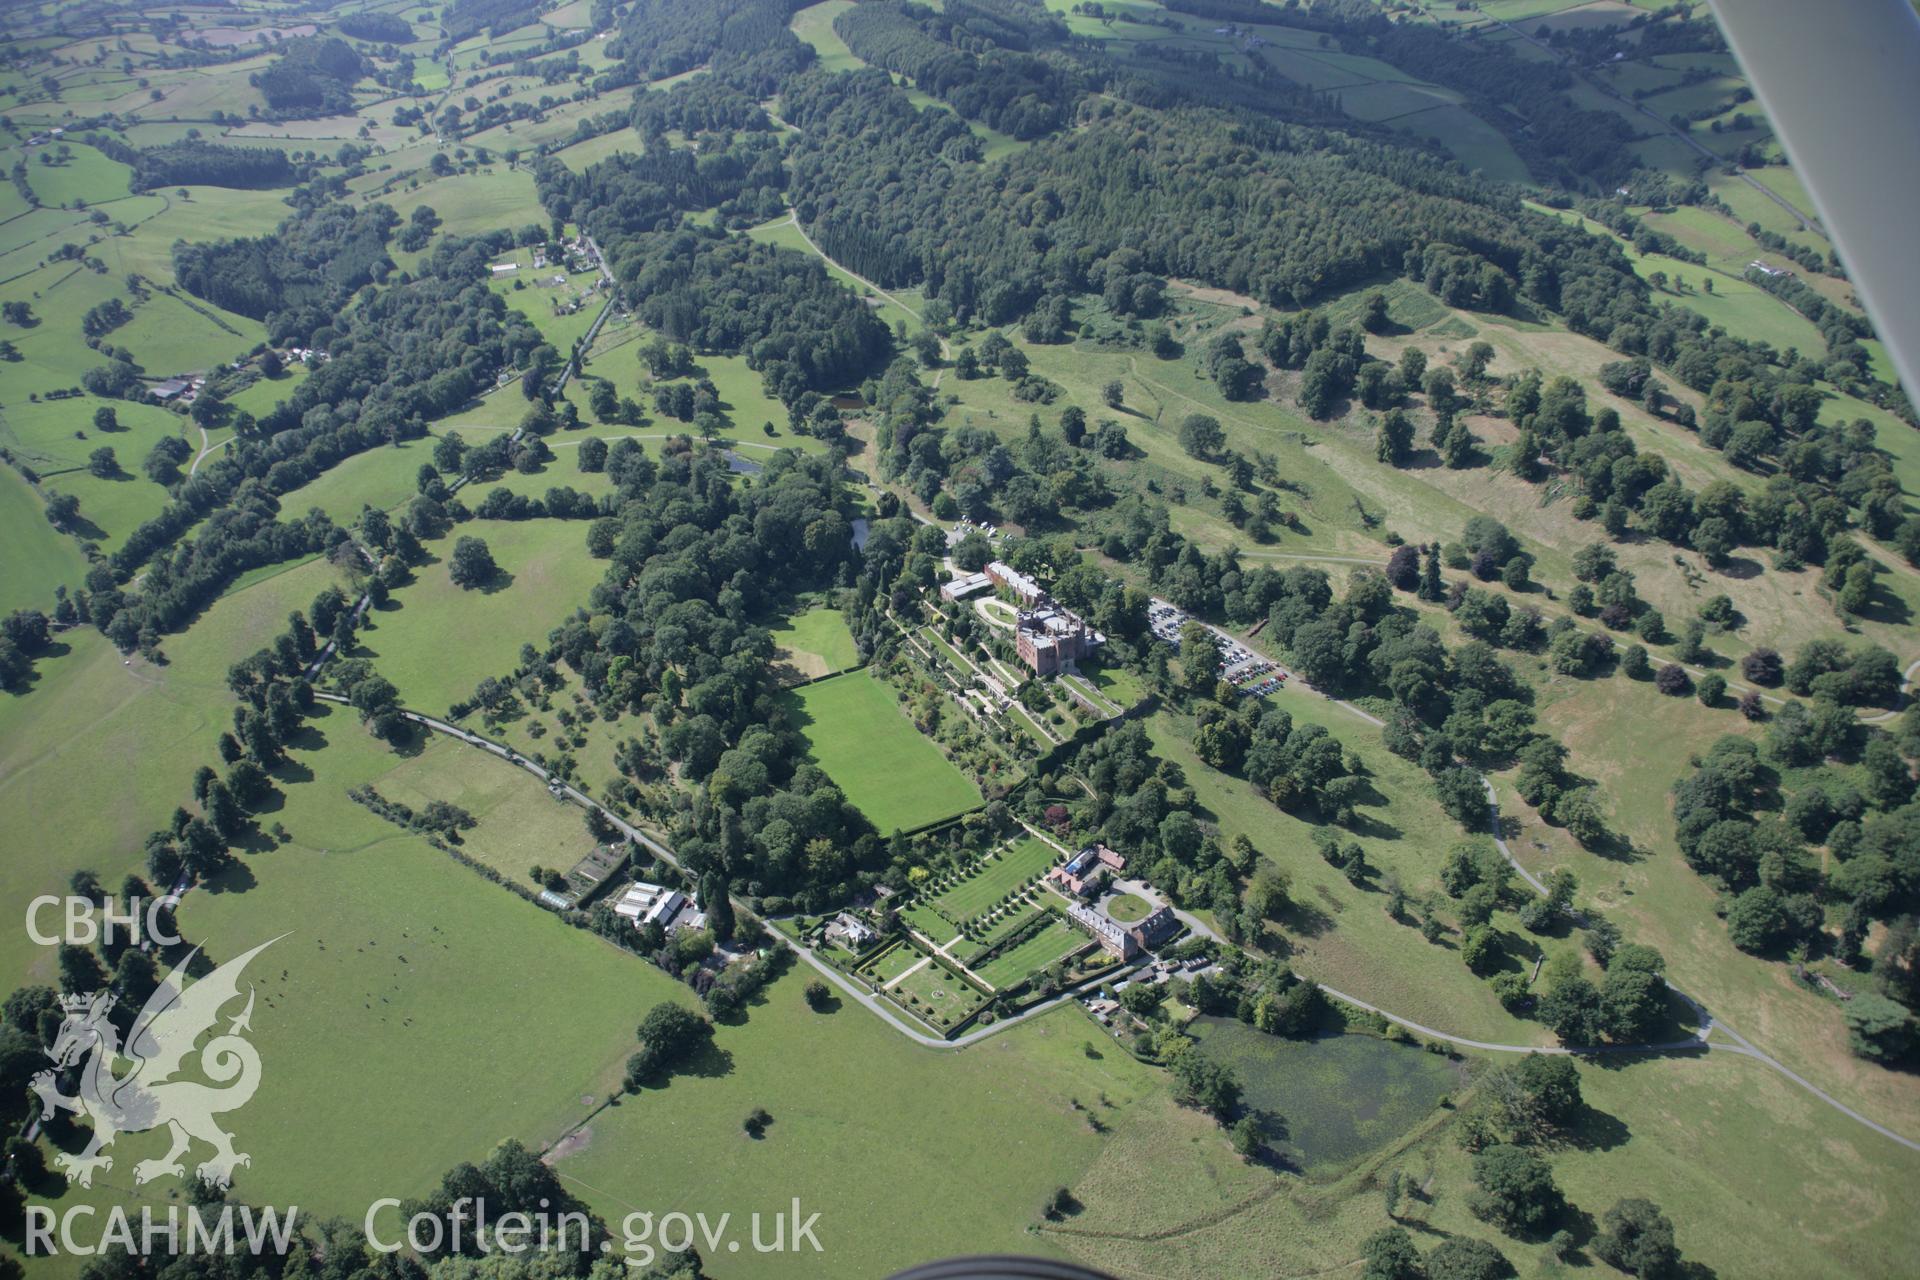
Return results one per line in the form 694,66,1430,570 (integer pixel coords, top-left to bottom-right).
940,571,992,602
613,881,688,929
1048,845,1126,897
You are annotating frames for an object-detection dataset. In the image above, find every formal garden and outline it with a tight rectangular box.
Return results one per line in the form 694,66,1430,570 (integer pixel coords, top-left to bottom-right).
888,956,990,1031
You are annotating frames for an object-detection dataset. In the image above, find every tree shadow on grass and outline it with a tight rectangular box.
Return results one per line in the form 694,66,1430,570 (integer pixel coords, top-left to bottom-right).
1562,1103,1631,1153
680,1040,736,1081
1857,579,1914,629
269,756,316,788
1282,890,1344,940
9,637,72,696
59,510,112,543
1715,554,1767,581
1344,809,1405,843
281,718,330,753
474,567,517,595
199,858,258,896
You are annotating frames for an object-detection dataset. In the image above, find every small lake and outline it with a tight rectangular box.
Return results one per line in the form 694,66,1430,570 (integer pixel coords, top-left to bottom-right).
1188,1018,1467,1177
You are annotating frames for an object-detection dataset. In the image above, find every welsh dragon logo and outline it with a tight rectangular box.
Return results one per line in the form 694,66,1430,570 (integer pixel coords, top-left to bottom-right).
32,938,280,1189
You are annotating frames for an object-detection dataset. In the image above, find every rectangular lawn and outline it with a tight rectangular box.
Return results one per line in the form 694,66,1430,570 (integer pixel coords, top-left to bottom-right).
975,918,1088,990
785,669,981,834
770,605,860,680
931,836,1059,923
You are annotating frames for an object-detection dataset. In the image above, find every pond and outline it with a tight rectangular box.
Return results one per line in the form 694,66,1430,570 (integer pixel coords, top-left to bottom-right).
1187,1018,1468,1177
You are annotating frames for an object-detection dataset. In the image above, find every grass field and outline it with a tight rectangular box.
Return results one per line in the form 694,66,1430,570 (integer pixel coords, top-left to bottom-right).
1146,706,1551,1048
1054,1037,1920,1280
0,464,86,614
1503,672,1920,1141
789,0,864,73
769,605,860,680
0,555,354,987
552,977,1175,1277
784,668,981,834
975,916,1085,989
353,518,607,715
53,704,678,1217
371,733,600,884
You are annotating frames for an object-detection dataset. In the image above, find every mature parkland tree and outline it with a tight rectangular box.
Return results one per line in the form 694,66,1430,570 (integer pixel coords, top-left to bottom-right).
448,535,496,589
625,1001,713,1088
1377,409,1415,465
1593,1199,1680,1278
1467,1144,1562,1235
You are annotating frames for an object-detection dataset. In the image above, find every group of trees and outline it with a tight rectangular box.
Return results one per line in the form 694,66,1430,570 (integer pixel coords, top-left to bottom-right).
334,12,414,43
68,214,548,647
444,0,544,42
251,36,365,116
869,360,1115,528
533,130,787,243
172,199,400,326
1670,714,1920,1061
607,230,893,409
1505,361,1904,589
496,446,898,914
128,140,295,190
834,0,1080,140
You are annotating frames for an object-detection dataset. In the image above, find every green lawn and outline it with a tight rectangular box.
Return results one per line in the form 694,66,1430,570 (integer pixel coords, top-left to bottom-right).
352,518,607,715
1105,893,1150,923
930,836,1059,923
1083,661,1147,708
0,555,355,987
953,902,1044,964
975,917,1086,989
552,974,1174,1277
902,900,960,944
770,605,860,680
891,957,988,1027
862,940,926,984
784,668,981,834
0,464,86,614
16,704,680,1221
371,733,600,884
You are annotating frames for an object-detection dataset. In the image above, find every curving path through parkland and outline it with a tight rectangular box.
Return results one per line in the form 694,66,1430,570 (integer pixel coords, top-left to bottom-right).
306,671,1920,1148
298,581,1918,1145
1274,671,1920,1153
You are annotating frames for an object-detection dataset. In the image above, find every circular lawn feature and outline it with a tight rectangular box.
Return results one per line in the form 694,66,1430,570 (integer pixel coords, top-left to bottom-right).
1105,894,1151,923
